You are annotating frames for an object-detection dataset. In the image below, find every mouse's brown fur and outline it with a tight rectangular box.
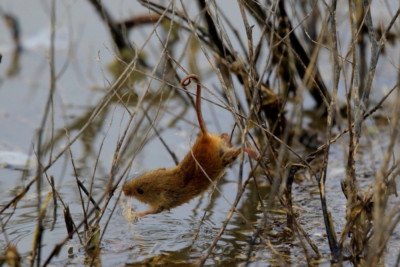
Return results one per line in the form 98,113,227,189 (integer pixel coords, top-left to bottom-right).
122,74,240,217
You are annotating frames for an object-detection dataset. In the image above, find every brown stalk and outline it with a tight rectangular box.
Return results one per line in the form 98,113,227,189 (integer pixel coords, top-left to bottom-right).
315,0,340,260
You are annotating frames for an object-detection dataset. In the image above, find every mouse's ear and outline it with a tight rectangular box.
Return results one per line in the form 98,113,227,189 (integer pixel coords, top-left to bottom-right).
221,149,240,167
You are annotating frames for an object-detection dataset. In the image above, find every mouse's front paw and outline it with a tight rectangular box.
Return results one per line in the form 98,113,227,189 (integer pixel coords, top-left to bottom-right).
135,211,148,217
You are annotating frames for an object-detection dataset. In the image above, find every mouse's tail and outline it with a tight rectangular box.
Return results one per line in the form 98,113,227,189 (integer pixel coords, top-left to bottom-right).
181,74,207,135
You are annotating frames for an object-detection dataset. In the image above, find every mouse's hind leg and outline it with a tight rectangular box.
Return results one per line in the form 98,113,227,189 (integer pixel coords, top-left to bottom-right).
220,133,233,147
221,148,241,167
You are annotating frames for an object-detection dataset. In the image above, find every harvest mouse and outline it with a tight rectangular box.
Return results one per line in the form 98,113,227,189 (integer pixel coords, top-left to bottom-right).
122,74,242,217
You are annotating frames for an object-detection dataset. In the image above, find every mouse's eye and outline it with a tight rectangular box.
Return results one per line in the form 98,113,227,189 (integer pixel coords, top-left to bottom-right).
137,188,144,194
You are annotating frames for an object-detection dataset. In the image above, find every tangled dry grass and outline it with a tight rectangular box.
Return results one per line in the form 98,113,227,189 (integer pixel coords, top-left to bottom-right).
1,0,400,266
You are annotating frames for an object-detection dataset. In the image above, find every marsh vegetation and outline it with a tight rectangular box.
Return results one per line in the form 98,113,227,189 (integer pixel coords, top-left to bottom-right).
0,0,399,266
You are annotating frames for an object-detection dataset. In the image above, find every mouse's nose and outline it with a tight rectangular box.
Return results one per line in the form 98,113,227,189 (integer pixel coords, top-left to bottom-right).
122,183,133,196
